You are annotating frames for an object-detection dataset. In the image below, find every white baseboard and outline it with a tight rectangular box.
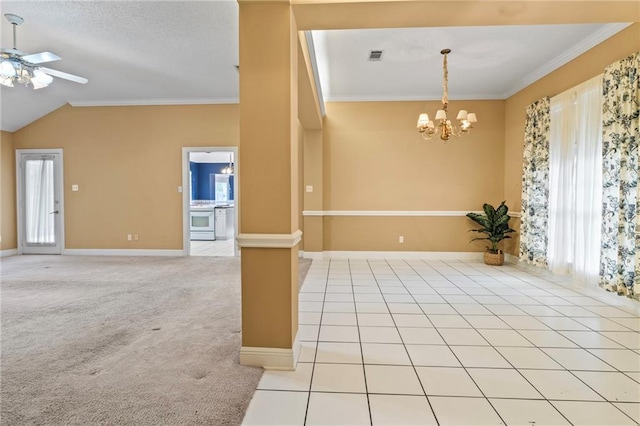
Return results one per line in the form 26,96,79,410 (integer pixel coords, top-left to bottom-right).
0,248,18,257
63,249,183,256
302,251,324,260
505,253,519,264
321,251,484,260
240,333,300,370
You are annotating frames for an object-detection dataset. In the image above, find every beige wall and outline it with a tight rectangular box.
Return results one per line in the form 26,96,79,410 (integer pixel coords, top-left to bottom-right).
1,131,16,251
503,23,640,254
322,100,506,252
13,104,239,250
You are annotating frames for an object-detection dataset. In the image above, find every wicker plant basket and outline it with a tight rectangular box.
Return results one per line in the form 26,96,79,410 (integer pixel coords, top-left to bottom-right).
484,250,504,266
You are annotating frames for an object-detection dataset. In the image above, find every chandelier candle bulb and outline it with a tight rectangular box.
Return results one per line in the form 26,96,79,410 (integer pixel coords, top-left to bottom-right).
416,48,478,141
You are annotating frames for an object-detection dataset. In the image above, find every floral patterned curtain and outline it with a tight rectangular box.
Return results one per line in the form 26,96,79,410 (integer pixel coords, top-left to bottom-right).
600,52,640,299
520,97,551,267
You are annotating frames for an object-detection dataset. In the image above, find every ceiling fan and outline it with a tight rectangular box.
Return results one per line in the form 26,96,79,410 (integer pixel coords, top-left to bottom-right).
0,13,88,89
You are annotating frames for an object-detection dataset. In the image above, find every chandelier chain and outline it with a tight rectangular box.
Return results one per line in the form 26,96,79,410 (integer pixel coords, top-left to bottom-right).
442,52,448,108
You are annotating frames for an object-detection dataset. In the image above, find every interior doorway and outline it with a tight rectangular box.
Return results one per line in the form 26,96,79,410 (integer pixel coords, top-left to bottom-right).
16,149,65,254
182,147,238,257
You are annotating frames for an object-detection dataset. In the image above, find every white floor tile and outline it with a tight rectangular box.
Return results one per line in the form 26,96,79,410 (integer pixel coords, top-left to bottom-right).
362,343,411,365
241,390,308,425
442,295,476,304
428,396,503,425
573,316,630,331
359,326,402,344
369,394,438,425
257,362,313,391
450,346,511,368
300,293,324,302
354,293,385,303
483,304,528,316
573,371,640,402
311,363,366,393
490,398,570,425
559,331,625,349
356,313,395,327
449,303,492,315
299,312,322,325
599,331,640,349
427,315,472,328
536,316,590,331
613,402,640,423
416,366,482,397
464,315,511,329
517,305,564,317
306,392,370,426
542,347,616,371
612,318,640,332
365,365,424,395
355,302,389,313
315,342,362,364
398,327,445,345
496,346,563,369
625,372,640,383
298,324,320,341
467,368,543,399
321,312,358,326
299,301,323,312
323,302,356,313
387,303,423,314
383,294,414,303
412,294,446,303
392,313,432,328
551,401,636,425
500,315,550,330
406,345,461,367
419,304,458,315
438,328,490,346
324,293,354,302
298,341,317,363
519,369,604,401
518,330,579,348
318,325,359,342
477,329,534,347
587,349,640,371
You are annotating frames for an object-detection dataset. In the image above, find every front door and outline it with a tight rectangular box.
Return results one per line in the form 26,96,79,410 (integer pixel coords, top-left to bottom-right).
17,150,63,254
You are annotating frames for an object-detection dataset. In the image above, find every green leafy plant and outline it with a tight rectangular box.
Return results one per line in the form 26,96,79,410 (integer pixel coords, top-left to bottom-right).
466,201,516,254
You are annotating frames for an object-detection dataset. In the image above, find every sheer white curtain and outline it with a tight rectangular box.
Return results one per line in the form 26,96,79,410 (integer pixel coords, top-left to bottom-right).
25,158,55,244
548,75,603,284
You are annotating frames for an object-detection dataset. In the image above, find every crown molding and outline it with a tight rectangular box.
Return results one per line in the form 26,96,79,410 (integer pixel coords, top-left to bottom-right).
503,22,631,99
68,98,239,107
324,94,500,102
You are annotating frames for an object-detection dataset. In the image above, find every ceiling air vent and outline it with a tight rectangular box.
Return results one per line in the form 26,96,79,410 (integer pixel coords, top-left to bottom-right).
368,50,383,61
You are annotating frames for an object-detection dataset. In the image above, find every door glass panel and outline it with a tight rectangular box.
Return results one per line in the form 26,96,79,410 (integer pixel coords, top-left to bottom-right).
24,158,55,245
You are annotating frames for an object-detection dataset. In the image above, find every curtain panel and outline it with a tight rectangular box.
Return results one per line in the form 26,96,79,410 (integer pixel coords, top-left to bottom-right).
520,97,551,267
600,52,640,299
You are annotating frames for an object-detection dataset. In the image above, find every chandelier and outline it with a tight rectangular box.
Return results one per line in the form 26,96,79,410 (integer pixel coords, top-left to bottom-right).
416,49,477,141
0,14,53,89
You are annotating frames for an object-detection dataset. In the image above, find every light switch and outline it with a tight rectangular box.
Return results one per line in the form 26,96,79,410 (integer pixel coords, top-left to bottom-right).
306,185,313,193
178,186,183,193
72,184,79,192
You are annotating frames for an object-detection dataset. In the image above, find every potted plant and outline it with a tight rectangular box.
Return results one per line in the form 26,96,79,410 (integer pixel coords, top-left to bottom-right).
466,201,515,266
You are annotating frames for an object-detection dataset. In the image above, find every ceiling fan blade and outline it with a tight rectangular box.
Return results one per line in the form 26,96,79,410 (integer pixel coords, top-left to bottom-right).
39,67,88,84
21,51,61,64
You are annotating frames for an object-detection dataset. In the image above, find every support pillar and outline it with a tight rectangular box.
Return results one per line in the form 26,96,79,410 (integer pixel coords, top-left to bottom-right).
237,1,301,370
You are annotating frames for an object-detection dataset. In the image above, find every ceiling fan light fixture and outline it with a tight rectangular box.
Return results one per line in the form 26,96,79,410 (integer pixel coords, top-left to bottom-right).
32,68,53,89
0,60,16,78
1,77,14,87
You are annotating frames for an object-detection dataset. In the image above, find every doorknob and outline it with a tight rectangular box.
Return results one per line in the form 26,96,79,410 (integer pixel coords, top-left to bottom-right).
49,210,59,214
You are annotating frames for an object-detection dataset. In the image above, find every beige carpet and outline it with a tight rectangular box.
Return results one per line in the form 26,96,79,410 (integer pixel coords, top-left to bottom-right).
1,255,311,425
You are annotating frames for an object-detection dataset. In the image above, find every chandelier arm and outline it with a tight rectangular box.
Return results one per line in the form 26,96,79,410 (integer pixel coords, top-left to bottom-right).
442,52,448,107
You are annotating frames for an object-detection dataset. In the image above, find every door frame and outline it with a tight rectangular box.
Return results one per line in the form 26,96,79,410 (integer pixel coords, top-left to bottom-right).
16,148,65,254
182,147,239,256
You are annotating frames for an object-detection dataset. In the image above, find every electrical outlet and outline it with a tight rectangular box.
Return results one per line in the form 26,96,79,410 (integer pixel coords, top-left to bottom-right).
127,234,132,241
306,185,313,193
72,184,79,191
399,236,404,243
134,234,139,241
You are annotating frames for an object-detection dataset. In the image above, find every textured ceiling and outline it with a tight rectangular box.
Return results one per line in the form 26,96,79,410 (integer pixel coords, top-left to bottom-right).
0,1,630,132
312,23,628,101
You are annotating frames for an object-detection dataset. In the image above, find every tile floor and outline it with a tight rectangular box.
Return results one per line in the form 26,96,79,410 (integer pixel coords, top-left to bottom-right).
242,259,640,425
190,239,235,256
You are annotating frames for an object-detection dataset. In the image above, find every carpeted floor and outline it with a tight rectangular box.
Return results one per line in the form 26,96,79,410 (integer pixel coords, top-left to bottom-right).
1,255,311,425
